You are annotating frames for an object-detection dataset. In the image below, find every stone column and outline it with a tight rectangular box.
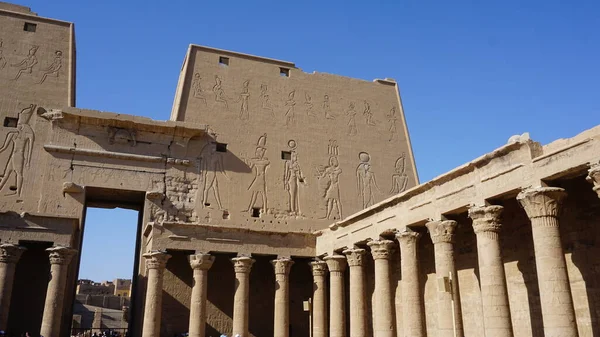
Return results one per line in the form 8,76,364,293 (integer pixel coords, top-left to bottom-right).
231,256,255,337
587,164,600,198
188,253,215,337
324,255,347,337
40,246,77,337
141,251,171,337
426,220,464,337
468,205,513,337
272,257,294,337
343,248,367,337
367,240,396,337
396,230,425,337
0,244,26,331
310,260,328,337
517,187,578,337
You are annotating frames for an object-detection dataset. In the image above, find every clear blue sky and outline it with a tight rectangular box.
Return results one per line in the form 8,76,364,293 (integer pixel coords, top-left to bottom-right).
16,0,598,280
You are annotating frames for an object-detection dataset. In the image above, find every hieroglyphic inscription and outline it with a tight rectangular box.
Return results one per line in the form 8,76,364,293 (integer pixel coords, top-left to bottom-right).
363,100,375,126
260,84,274,115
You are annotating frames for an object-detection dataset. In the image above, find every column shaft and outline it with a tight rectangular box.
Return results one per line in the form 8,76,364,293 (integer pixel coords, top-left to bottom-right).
343,248,367,337
426,220,464,337
40,247,77,337
397,231,425,337
188,253,215,337
272,257,294,337
325,255,347,337
368,240,395,337
0,244,26,331
141,251,171,337
310,261,328,337
232,256,255,337
518,187,578,337
469,205,513,337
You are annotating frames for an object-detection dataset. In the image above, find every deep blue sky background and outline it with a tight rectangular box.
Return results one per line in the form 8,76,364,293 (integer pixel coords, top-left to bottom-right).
14,0,598,281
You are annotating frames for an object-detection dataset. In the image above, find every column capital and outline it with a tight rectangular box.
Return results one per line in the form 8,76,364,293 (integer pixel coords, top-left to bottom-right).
324,254,347,272
272,257,294,275
47,246,77,265
517,187,566,219
367,240,395,260
231,256,255,273
396,229,421,246
0,243,26,264
426,220,458,244
587,164,600,198
143,251,171,270
342,248,366,266
310,260,328,276
468,205,504,235
189,253,215,271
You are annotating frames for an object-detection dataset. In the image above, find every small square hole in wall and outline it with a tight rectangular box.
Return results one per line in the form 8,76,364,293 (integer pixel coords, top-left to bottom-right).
280,67,290,77
219,56,229,66
23,22,37,32
216,142,227,152
222,210,230,220
251,207,261,218
3,117,17,128
281,151,291,160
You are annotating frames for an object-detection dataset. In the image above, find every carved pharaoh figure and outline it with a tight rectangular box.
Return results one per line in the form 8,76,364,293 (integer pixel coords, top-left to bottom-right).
323,94,334,119
12,46,38,80
346,102,358,136
284,90,296,126
356,152,380,209
386,106,398,141
317,156,343,219
200,142,229,210
0,104,36,197
247,134,270,212
260,84,274,115
363,100,375,126
38,50,62,84
390,153,409,194
304,92,316,116
213,75,228,108
191,73,207,104
237,80,250,120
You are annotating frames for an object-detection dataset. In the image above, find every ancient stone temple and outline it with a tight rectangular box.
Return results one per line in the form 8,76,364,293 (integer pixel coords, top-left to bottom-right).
1,2,599,337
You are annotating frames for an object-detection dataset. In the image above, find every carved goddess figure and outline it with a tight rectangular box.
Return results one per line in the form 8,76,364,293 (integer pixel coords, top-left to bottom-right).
247,134,270,211
284,151,306,215
0,104,36,197
237,80,250,120
389,153,409,194
363,100,375,126
200,142,229,210
317,156,343,219
12,46,38,80
38,50,62,84
386,106,398,141
323,94,334,119
346,102,358,136
213,75,228,108
284,90,296,126
356,152,381,209
191,73,206,104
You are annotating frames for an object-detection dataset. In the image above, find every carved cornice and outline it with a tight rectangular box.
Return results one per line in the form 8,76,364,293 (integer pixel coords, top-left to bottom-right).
0,244,26,264
367,240,395,260
189,253,215,271
342,248,366,267
143,251,171,270
271,257,294,275
324,255,347,272
426,220,458,244
587,164,600,198
47,246,77,266
517,187,566,219
310,260,328,276
231,256,255,274
468,205,504,235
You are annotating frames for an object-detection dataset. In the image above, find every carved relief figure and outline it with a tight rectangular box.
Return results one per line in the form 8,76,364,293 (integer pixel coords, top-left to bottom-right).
323,95,335,119
191,73,207,104
363,100,375,126
12,46,38,80
317,155,343,219
304,92,316,117
236,80,250,120
346,102,358,136
199,142,230,210
387,106,398,141
284,140,306,215
284,90,296,126
247,134,270,212
390,153,409,194
260,84,274,115
108,127,137,146
38,50,62,84
356,152,381,209
0,104,36,197
212,75,228,108
328,139,338,156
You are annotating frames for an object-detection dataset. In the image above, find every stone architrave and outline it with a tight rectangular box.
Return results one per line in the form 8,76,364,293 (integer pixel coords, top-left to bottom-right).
141,251,171,337
426,220,464,337
468,205,513,337
231,256,255,337
367,240,396,337
343,248,367,337
272,257,294,337
324,255,347,337
40,246,77,337
310,260,328,337
517,187,578,337
188,253,215,337
0,244,26,331
396,230,425,337
586,164,600,198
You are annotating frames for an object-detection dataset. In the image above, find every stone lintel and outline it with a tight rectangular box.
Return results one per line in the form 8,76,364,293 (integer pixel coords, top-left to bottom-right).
468,205,504,235
0,244,26,264
46,246,77,265
189,253,215,270
367,240,395,260
517,187,566,219
342,248,366,267
426,220,458,244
